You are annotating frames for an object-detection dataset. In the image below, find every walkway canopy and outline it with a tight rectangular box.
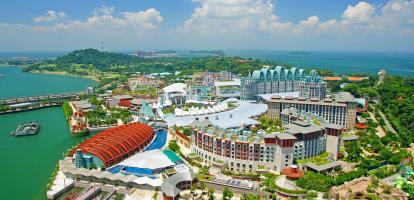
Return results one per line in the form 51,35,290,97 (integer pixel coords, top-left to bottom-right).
69,123,154,167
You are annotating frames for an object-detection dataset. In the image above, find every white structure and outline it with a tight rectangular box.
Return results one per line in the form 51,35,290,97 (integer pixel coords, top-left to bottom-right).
115,149,175,170
164,99,268,129
160,83,188,106
174,100,230,116
214,79,241,98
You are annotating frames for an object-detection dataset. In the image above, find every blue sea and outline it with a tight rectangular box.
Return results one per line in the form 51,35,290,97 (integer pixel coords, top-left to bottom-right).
1,50,413,76
225,50,414,76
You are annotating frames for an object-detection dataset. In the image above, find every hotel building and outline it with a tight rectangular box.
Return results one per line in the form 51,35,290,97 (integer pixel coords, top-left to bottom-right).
191,119,342,173
240,66,327,100
267,92,357,130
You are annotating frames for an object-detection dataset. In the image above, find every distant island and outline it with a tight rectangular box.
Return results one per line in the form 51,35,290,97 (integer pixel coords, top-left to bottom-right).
288,51,311,55
23,48,330,82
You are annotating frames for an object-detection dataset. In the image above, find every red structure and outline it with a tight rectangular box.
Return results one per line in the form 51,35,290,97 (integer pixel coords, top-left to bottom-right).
119,99,132,107
68,123,154,167
282,166,304,180
355,123,368,129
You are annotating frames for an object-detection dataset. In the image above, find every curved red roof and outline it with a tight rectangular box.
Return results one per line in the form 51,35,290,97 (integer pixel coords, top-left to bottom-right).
282,167,304,180
69,122,154,167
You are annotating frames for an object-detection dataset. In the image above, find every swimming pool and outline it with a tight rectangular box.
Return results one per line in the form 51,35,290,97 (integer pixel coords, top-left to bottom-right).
144,129,167,151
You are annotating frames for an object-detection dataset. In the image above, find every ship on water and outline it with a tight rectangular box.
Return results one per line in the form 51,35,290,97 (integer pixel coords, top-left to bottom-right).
10,121,40,136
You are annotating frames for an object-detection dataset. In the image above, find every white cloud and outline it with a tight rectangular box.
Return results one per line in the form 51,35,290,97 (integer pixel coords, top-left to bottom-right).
39,6,163,33
178,0,291,35
300,16,320,27
33,10,66,23
1,1,414,51
342,2,375,24
94,6,114,16
319,19,337,30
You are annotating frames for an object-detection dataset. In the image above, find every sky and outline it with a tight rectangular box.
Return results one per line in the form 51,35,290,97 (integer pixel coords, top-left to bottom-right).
0,0,413,52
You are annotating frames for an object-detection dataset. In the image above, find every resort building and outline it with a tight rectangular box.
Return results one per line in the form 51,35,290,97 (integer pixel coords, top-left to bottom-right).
72,100,92,112
240,66,327,100
191,119,342,173
160,83,188,106
161,164,196,200
130,98,157,113
136,50,155,58
106,95,134,108
267,92,357,129
214,79,241,98
191,71,237,86
127,75,164,91
187,85,211,101
298,70,327,100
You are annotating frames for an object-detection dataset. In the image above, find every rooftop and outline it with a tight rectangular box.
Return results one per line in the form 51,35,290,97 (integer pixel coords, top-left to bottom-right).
68,123,154,167
214,79,241,87
115,149,175,170
304,161,341,172
113,95,134,100
258,92,300,101
163,83,187,94
265,132,297,140
72,100,92,109
164,99,267,129
161,168,195,197
268,92,355,105
285,121,324,135
334,92,356,103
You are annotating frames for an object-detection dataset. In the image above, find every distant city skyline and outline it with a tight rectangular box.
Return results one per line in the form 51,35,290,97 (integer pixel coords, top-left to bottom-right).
0,0,413,52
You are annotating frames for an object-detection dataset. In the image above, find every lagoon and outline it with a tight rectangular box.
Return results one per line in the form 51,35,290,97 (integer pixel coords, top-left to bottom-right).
0,66,97,98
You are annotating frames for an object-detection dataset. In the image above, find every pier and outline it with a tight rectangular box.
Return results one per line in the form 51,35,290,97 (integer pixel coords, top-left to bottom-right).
0,92,85,105
0,92,90,114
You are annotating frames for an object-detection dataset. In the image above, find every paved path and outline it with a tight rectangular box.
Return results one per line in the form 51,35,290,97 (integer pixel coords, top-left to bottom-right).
368,111,386,137
378,110,397,134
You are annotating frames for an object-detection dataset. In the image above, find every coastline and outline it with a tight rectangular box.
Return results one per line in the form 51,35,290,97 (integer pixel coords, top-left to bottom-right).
1,64,100,82
29,70,100,82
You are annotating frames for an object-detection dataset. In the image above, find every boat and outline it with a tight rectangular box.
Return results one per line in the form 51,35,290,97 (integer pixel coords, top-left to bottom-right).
10,121,40,136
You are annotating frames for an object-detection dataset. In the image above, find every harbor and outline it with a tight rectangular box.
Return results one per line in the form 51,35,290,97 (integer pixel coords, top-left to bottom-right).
0,107,89,200
10,121,40,136
0,66,96,200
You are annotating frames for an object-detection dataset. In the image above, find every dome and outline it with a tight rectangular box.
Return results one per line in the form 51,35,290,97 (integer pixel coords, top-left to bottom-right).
68,123,154,167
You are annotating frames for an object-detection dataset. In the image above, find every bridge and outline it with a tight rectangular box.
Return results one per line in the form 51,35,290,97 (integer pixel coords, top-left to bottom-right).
0,92,86,105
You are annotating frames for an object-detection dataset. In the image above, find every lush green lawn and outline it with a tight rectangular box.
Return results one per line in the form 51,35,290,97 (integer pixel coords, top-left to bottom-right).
297,152,330,165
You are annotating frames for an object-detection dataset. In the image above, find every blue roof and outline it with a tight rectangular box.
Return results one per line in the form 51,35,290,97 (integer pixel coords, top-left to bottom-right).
249,66,310,81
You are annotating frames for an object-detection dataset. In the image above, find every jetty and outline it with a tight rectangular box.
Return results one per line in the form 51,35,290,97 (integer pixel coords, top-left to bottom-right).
0,92,86,114
0,92,85,105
